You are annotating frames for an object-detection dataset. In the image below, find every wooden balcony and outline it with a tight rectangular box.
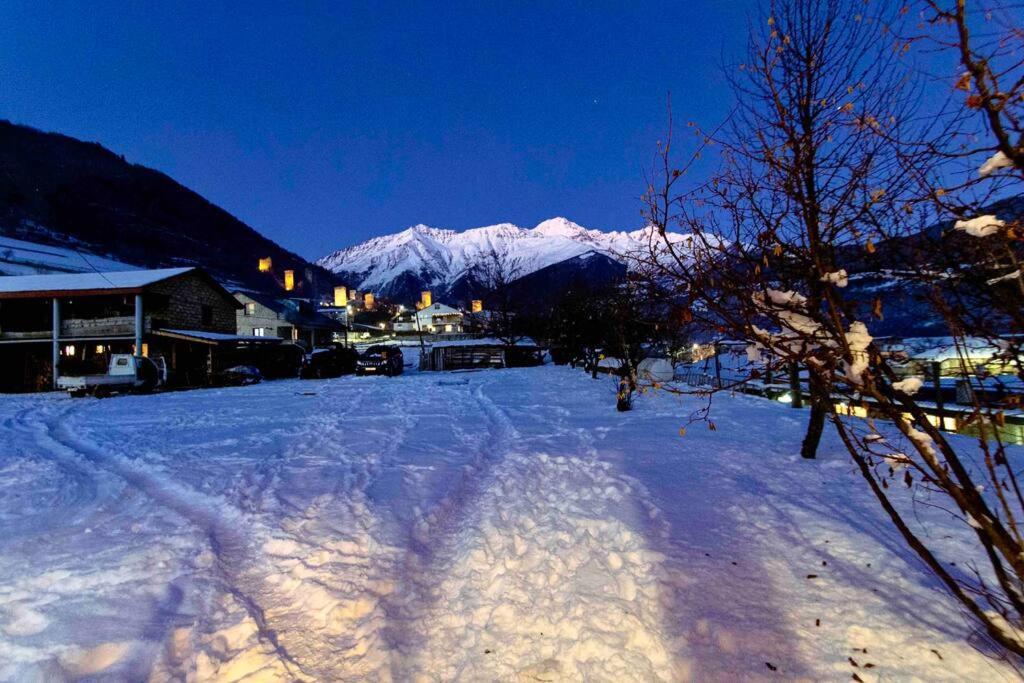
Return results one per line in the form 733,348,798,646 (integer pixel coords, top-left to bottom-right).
0,316,151,341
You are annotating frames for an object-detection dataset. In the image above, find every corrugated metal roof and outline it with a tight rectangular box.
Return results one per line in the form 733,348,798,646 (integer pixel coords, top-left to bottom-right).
0,267,194,295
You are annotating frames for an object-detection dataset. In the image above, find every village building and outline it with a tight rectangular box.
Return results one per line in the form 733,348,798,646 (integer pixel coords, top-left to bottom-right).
415,302,465,334
0,267,271,392
389,302,465,335
234,291,344,347
391,309,417,333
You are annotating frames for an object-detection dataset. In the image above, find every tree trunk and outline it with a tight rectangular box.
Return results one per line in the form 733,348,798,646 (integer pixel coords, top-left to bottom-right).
616,368,636,412
801,376,828,459
616,376,633,411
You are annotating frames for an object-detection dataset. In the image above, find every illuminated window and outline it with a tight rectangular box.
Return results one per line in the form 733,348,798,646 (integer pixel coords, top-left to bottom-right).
244,302,256,316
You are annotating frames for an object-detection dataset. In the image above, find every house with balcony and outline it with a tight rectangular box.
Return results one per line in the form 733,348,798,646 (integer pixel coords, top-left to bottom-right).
234,291,344,348
414,302,465,334
0,267,261,391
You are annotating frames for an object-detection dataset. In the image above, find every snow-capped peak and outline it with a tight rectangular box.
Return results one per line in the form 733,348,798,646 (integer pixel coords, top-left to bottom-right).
531,217,589,238
316,217,683,300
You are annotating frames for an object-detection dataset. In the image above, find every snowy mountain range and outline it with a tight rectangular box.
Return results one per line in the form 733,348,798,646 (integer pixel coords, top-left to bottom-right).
317,217,659,302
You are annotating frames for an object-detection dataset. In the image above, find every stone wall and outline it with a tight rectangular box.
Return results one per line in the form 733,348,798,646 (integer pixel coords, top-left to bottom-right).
234,293,283,336
147,272,238,333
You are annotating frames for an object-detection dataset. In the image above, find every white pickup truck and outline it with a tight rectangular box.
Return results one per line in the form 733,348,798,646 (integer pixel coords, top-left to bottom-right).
57,354,167,397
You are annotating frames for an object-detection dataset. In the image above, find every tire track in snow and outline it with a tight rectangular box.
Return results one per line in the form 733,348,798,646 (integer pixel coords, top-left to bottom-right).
30,381,430,681
376,377,521,650
227,380,434,681
2,404,103,539
150,380,431,681
22,401,306,681
394,376,680,681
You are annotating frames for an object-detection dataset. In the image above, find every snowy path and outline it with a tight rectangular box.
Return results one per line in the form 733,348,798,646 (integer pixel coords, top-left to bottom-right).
0,367,1019,681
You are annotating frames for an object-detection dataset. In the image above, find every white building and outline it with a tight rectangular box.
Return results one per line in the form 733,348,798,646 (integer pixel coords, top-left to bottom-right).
418,303,464,333
392,302,465,334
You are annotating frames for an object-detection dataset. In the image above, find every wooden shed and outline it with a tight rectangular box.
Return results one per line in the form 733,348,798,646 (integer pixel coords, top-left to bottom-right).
421,338,542,371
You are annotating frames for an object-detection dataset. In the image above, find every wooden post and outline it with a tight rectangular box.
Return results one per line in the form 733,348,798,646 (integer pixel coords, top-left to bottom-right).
788,362,803,408
134,294,144,357
932,361,945,431
51,298,60,389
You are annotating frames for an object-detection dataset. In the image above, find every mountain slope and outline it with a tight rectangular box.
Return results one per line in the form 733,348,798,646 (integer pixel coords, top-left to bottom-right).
318,217,660,302
0,120,334,295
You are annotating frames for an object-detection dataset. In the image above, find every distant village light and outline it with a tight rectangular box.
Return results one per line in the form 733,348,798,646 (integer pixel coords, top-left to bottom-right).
419,290,432,309
364,292,375,310
284,270,295,291
334,286,348,307
258,257,272,272
471,299,483,313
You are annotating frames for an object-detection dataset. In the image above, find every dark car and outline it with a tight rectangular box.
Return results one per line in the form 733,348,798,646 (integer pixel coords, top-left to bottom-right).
355,345,404,376
301,344,358,379
212,365,263,387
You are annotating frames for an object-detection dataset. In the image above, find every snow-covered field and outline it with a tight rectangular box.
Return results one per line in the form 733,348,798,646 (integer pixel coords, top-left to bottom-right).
0,366,1019,681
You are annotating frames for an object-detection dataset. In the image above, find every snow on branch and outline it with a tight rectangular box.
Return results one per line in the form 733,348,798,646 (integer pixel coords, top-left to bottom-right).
819,269,848,287
979,151,1012,177
953,215,1004,238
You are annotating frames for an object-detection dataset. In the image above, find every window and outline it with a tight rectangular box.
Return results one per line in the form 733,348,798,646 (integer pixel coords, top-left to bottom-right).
252,327,265,337
201,305,213,326
244,302,256,316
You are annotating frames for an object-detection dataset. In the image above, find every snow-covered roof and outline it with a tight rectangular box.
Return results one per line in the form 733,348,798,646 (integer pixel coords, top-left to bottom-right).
430,337,538,349
417,303,462,320
155,329,282,344
0,267,194,297
898,337,1004,362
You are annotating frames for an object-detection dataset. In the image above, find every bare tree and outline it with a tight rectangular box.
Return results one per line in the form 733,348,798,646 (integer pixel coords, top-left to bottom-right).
643,0,1024,656
470,248,527,346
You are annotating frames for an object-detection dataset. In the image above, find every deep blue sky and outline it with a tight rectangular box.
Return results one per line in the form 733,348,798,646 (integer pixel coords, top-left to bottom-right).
0,1,753,259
